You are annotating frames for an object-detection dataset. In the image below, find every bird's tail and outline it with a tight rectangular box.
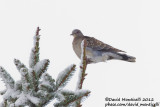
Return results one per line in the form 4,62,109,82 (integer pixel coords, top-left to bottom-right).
116,53,136,62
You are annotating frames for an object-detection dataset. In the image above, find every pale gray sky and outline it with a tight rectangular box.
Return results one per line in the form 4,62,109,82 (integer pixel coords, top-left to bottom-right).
0,0,160,106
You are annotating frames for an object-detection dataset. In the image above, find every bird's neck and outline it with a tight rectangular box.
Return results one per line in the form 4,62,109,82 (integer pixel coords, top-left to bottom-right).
73,35,84,43
73,34,84,38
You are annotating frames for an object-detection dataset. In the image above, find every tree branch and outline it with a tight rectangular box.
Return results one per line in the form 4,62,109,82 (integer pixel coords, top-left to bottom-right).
76,40,88,107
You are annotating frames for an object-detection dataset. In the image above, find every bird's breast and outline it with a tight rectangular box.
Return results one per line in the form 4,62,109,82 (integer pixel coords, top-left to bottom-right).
72,37,98,61
72,37,82,58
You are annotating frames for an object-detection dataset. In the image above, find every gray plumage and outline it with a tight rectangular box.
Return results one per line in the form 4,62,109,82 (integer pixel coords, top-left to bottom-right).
71,29,136,63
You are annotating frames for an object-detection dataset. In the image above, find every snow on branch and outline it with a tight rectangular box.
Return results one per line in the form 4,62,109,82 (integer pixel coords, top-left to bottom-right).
56,64,76,89
0,89,6,95
76,40,88,90
14,93,40,106
20,68,31,93
54,89,90,107
75,40,89,107
39,73,55,92
60,89,75,96
55,92,65,102
0,67,14,89
26,94,40,105
0,100,7,107
0,27,90,107
28,69,38,92
14,59,27,72
29,27,41,68
34,59,50,78
14,93,28,106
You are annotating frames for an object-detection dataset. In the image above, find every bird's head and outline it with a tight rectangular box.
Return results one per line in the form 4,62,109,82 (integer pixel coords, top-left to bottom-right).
71,29,83,37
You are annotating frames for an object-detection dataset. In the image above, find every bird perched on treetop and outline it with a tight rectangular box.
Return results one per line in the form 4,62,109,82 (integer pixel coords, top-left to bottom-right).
71,29,136,64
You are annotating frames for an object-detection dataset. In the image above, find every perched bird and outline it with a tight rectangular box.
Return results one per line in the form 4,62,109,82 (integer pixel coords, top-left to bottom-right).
71,29,136,64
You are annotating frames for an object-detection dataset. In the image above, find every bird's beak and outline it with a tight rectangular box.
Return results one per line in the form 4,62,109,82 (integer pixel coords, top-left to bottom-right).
70,33,73,36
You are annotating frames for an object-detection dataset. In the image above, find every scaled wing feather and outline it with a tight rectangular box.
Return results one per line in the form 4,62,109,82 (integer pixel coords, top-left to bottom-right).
84,36,125,53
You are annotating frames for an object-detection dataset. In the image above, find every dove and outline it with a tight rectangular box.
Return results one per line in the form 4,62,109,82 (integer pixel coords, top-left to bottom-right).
71,29,136,64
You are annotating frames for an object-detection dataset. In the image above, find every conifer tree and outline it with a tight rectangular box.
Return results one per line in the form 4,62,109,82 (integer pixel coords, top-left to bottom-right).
0,27,90,107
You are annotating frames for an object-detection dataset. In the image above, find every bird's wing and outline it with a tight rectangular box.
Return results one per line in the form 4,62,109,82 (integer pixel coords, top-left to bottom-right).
84,36,125,53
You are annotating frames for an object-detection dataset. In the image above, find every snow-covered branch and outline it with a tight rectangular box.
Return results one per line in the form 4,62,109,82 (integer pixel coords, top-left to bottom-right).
54,89,90,107
0,27,90,107
0,67,14,89
34,59,50,78
76,40,88,90
14,59,27,72
75,40,89,107
29,27,41,68
56,64,76,89
39,73,55,92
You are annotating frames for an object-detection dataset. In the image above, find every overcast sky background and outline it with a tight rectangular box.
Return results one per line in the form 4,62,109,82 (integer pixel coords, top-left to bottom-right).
0,0,160,107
